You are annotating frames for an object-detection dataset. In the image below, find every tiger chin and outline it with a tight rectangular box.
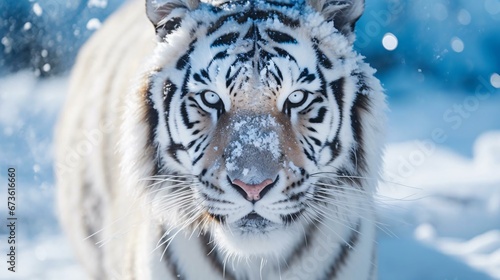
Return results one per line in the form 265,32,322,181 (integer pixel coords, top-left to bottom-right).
55,0,386,279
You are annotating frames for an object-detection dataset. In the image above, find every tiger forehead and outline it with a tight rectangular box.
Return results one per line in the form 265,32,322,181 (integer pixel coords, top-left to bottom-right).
203,0,302,33
187,20,321,108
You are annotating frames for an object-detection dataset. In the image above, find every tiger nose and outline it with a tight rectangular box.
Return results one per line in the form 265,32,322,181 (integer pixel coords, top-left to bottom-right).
230,178,275,201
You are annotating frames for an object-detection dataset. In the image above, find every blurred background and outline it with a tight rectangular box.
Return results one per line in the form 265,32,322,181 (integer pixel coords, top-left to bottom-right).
0,0,499,279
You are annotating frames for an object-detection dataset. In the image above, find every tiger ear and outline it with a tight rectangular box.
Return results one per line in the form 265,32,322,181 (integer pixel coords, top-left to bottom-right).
307,0,364,40
146,0,200,39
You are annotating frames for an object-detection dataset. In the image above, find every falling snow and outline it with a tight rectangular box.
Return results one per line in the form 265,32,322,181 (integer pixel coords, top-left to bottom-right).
0,0,499,279
88,0,108,9
382,33,398,51
23,22,32,31
457,9,472,25
86,18,102,30
33,3,43,16
484,0,500,15
491,73,500,88
451,37,465,53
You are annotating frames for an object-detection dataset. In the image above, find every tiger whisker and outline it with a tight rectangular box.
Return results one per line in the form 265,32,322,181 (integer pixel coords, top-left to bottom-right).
313,193,379,216
306,202,362,240
311,172,422,191
310,197,382,239
155,205,205,260
143,179,194,189
314,180,424,202
143,174,197,179
303,202,353,248
312,193,398,238
314,184,372,200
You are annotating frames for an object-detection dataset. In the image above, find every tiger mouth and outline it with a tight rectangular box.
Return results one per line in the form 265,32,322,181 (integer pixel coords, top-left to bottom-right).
235,212,274,232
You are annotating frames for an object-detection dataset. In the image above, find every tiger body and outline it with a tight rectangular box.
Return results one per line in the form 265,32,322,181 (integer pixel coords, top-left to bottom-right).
55,0,385,279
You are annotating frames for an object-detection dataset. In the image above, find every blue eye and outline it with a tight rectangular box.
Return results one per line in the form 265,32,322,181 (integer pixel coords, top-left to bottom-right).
202,91,221,105
282,90,311,116
286,90,308,108
288,91,306,104
199,90,225,118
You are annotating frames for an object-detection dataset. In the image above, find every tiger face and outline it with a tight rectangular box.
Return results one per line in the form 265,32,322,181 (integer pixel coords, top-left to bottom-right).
134,0,385,258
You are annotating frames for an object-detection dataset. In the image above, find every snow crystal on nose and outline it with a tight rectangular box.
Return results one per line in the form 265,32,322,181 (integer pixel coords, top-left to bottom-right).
231,115,280,158
225,115,281,175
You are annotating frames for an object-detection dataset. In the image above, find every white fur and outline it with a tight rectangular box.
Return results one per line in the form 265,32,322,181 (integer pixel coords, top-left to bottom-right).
56,0,385,279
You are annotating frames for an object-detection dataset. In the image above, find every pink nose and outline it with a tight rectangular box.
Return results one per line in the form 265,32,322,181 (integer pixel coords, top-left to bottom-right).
231,178,274,201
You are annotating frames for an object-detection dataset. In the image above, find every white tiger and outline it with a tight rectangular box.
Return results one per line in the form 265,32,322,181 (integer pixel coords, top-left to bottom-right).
55,0,386,279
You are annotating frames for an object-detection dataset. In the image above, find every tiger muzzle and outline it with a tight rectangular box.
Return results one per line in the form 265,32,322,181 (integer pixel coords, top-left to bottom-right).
223,114,283,201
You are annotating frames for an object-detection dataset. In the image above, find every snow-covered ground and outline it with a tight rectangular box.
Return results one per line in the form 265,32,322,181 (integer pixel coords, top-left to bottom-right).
378,138,500,279
0,72,499,279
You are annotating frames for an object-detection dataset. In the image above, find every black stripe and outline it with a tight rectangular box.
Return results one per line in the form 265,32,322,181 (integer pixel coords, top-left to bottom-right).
249,10,300,28
192,73,208,85
187,139,197,149
350,74,371,173
266,29,298,44
192,148,206,165
158,226,183,279
309,136,322,146
243,23,261,40
313,42,333,69
306,126,318,133
315,64,328,98
207,13,237,35
211,32,240,47
145,81,160,146
273,46,295,60
302,147,314,162
180,68,192,98
284,219,319,267
194,135,208,153
280,208,305,226
157,17,182,38
212,50,229,61
326,136,342,164
298,68,316,84
268,70,283,87
200,233,237,280
309,107,327,123
160,79,184,166
266,0,296,7
206,211,227,224
335,167,362,188
207,10,299,35
163,80,179,165
180,101,199,129
163,79,177,112
167,143,186,164
303,96,325,114
355,72,371,95
206,51,229,71
176,40,197,70
301,137,316,163
225,64,244,88
325,78,345,165
321,221,362,280
331,78,345,124
200,69,211,81
145,78,162,172
275,64,283,81
346,150,367,189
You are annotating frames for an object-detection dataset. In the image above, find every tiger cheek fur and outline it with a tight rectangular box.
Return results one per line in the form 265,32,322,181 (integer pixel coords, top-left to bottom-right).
56,0,385,279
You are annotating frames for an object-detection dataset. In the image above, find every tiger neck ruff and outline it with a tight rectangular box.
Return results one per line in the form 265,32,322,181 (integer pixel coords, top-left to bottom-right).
55,0,386,279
